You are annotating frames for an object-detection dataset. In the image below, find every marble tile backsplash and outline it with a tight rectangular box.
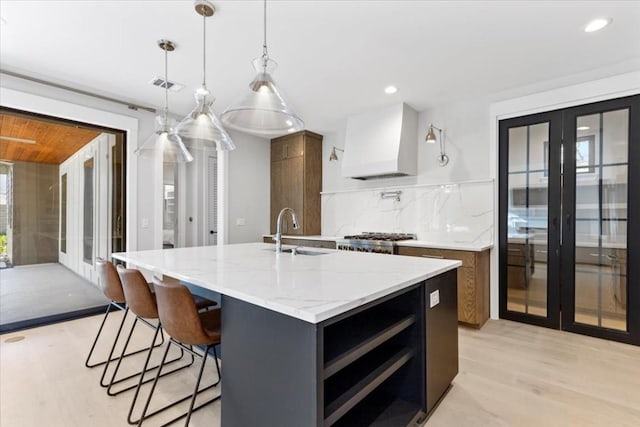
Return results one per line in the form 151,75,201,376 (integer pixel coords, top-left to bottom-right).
322,180,494,246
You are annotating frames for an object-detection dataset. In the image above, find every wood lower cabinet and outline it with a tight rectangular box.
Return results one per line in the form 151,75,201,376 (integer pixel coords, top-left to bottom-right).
271,130,322,235
397,246,490,328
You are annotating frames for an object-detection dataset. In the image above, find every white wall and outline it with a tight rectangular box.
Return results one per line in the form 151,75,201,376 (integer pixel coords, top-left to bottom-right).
417,98,492,184
226,130,271,243
321,97,495,245
322,97,492,194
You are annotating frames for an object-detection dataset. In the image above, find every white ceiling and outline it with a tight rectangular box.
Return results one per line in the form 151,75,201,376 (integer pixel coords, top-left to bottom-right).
1,1,639,133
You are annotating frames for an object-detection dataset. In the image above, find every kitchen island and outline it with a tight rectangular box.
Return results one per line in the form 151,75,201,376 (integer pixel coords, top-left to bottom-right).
112,243,461,426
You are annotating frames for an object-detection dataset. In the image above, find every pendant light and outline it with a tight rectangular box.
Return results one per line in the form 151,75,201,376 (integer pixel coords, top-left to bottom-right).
220,0,304,137
136,40,193,163
177,0,235,152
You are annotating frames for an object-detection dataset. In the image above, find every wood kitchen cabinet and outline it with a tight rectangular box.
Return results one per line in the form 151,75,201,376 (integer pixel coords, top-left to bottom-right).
270,130,323,235
397,246,490,328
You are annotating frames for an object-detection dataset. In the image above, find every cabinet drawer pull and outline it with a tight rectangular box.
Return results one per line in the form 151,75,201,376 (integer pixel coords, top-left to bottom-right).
421,254,444,259
507,248,521,252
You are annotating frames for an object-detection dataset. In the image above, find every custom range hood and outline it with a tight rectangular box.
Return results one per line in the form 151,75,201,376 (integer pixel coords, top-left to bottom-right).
341,103,417,180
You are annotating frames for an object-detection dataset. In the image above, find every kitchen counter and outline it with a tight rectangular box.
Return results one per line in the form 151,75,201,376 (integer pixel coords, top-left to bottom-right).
113,243,461,426
398,240,493,252
263,234,493,252
113,242,459,323
262,234,341,242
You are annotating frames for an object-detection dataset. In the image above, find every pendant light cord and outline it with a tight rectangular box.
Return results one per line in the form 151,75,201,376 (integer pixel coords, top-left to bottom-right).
164,46,169,120
202,10,207,88
262,0,268,69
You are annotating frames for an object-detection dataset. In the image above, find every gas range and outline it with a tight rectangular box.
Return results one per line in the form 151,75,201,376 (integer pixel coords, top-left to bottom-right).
336,232,417,254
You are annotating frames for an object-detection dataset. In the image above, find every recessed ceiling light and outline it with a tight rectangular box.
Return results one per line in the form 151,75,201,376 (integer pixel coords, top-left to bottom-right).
384,86,398,94
584,18,611,33
577,126,590,131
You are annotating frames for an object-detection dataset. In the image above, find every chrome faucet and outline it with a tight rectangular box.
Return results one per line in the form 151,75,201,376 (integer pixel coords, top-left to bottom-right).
274,207,300,253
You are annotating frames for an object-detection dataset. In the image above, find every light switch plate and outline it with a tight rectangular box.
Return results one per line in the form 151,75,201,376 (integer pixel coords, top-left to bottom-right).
236,218,246,226
429,290,440,308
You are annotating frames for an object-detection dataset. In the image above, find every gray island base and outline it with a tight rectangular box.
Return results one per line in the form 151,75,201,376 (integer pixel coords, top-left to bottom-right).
222,269,458,427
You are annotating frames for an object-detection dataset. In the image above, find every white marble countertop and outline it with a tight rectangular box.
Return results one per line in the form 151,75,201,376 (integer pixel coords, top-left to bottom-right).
262,234,341,242
397,240,493,252
263,234,493,251
113,243,460,324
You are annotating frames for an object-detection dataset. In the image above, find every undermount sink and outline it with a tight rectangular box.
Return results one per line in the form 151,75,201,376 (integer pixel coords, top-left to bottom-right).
266,247,328,256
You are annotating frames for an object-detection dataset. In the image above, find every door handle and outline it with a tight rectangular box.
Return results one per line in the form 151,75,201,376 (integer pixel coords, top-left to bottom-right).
210,230,215,235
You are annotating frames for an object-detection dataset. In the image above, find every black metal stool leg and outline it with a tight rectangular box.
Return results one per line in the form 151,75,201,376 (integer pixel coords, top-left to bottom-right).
137,338,172,427
126,324,162,424
107,321,195,397
100,307,135,387
107,316,140,389
136,341,221,426
87,302,167,370
85,303,114,368
184,345,211,426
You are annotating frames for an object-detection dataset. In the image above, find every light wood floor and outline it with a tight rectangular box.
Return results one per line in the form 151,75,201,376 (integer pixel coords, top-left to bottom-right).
1,314,639,426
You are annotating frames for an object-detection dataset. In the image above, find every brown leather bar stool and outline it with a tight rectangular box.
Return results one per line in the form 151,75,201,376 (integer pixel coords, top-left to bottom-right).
137,278,222,426
115,266,216,424
86,259,159,372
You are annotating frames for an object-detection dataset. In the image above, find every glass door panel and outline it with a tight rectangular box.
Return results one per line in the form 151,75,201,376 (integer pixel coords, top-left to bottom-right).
83,158,94,264
506,123,549,317
500,111,561,328
572,110,628,333
61,173,67,254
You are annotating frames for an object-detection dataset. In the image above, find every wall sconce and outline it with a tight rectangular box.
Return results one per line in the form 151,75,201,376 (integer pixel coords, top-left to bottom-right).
329,146,344,161
425,123,449,167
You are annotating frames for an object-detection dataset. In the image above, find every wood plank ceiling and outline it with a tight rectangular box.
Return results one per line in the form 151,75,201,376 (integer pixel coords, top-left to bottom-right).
0,112,102,164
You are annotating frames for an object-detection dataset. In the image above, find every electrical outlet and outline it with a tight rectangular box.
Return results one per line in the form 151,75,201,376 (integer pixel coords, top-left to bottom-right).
429,290,440,308
236,218,246,226
141,218,149,228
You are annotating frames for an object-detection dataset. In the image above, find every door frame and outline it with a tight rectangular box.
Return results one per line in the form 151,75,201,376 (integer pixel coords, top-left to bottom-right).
560,94,640,345
489,71,640,321
499,94,640,345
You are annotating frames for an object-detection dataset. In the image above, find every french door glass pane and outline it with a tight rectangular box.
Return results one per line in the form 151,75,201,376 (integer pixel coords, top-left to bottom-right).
574,110,628,331
61,173,67,254
83,158,94,263
506,123,549,317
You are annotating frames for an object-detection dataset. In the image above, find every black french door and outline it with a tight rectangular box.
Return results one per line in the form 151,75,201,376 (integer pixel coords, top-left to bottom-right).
499,94,640,345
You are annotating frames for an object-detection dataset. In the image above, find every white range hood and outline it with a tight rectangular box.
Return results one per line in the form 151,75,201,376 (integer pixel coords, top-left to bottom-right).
341,103,418,180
